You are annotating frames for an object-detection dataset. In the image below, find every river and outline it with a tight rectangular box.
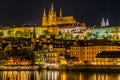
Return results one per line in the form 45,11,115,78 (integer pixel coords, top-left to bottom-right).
0,70,119,80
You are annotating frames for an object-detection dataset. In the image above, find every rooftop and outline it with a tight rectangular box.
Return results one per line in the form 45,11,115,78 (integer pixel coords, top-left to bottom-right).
96,51,120,58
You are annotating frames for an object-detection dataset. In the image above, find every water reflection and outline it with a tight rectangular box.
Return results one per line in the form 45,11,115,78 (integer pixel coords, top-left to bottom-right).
0,70,120,80
2,71,31,80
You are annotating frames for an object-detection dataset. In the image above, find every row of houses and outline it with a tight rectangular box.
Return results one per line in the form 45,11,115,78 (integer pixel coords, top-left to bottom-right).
0,38,120,65
34,39,120,65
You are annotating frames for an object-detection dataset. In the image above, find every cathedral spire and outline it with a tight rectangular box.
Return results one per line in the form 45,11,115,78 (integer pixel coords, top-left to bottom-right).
101,17,105,26
43,8,46,17
42,8,47,26
60,8,62,17
106,18,109,26
51,2,54,13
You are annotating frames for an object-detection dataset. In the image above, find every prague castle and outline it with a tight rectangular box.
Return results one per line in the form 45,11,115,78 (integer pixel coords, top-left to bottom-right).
0,2,119,40
42,3,76,26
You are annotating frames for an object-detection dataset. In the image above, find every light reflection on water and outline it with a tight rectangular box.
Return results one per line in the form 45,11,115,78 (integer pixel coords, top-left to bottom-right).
0,70,120,80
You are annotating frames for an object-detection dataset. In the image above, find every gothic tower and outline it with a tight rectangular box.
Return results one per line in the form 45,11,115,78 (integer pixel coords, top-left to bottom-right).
48,2,56,25
41,2,76,26
42,8,47,26
60,8,62,17
101,18,105,26
106,18,109,26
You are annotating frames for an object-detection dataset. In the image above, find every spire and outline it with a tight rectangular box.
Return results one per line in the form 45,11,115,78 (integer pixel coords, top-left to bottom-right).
106,18,109,26
43,8,46,17
101,17,105,26
51,2,54,13
60,8,62,17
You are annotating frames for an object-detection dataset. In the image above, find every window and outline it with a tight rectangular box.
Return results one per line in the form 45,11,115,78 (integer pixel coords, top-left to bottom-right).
106,47,107,49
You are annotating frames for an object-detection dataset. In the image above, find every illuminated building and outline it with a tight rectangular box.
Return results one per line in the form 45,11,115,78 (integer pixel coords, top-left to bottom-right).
53,40,66,57
101,17,105,26
42,3,76,26
96,51,120,65
45,44,60,63
46,51,59,63
34,50,46,65
106,18,110,26
70,40,120,63
101,18,110,27
7,57,32,65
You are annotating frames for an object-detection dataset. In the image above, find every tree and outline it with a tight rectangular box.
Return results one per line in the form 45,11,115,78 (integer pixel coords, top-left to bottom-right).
24,29,31,37
15,31,24,37
75,35,80,40
7,29,13,37
6,47,34,60
95,32,99,39
54,31,63,39
0,31,4,37
20,48,34,60
102,35,105,39
42,30,52,38
30,31,33,38
86,32,92,37
105,31,108,38
42,30,49,35
85,32,93,39
0,51,6,60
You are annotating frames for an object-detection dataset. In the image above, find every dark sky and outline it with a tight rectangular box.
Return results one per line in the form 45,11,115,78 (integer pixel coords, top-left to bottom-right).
0,0,120,26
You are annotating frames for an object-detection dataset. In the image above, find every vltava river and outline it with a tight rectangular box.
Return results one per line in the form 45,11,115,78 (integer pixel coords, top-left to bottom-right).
0,70,120,80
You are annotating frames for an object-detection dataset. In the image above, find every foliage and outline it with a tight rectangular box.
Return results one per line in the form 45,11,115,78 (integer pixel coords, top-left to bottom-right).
15,31,24,37
7,48,34,60
42,30,52,38
24,29,31,37
7,29,13,37
75,35,80,40
0,32,4,37
0,51,6,60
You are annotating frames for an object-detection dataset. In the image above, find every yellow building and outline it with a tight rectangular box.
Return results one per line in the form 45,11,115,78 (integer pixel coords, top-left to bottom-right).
70,40,120,63
42,3,76,26
95,51,120,65
46,51,59,63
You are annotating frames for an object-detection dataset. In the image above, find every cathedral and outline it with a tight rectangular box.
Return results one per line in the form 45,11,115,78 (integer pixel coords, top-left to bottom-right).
42,3,76,26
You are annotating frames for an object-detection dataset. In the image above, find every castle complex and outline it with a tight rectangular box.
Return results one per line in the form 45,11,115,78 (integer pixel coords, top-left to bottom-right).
42,3,76,26
0,2,120,67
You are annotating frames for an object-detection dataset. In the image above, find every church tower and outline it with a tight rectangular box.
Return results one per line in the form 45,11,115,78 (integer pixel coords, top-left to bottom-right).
106,18,109,26
41,2,76,26
48,2,56,25
42,8,47,26
101,18,105,26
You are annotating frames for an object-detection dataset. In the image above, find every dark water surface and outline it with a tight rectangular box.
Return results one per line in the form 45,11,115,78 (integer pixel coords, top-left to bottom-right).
0,70,119,80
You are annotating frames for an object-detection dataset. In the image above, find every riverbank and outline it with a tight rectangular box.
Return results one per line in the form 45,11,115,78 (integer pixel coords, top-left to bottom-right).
1,65,120,72
59,65,120,72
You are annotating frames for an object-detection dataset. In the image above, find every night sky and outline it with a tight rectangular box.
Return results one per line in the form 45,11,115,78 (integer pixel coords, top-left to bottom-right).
0,0,120,26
